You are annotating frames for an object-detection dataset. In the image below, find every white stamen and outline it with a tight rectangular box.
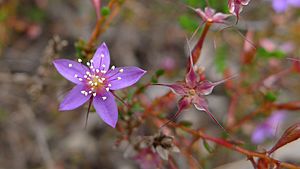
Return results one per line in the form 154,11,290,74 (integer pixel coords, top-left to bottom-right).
90,60,93,63
101,77,105,81
68,63,72,67
106,87,109,91
81,90,85,94
96,69,100,73
101,54,105,58
94,82,98,86
119,69,124,73
111,66,115,70
84,92,88,96
86,71,90,75
90,65,94,69
87,62,90,66
102,96,107,100
117,77,122,80
74,74,78,78
101,70,107,74
95,75,99,78
77,58,82,63
93,93,97,97
84,75,88,78
98,79,103,83
89,91,92,94
102,64,106,68
78,78,83,81
108,83,112,87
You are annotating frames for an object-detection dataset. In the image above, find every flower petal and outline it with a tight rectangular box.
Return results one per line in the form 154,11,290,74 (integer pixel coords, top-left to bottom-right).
196,80,215,95
288,0,300,7
192,96,226,131
195,8,208,21
178,96,191,111
240,0,251,5
92,42,110,71
192,96,209,112
204,7,216,18
272,0,287,13
106,66,146,90
93,91,118,128
213,13,230,23
185,58,197,88
155,83,188,95
53,59,89,84
197,75,237,95
252,124,274,144
59,85,91,111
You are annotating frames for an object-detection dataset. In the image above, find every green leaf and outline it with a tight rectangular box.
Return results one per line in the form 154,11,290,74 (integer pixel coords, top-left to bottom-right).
101,7,111,16
182,0,199,7
182,0,227,12
155,69,165,77
179,120,193,127
0,10,8,22
257,48,285,59
203,139,214,153
151,77,158,83
178,14,199,33
214,45,228,73
26,7,45,22
75,39,87,60
264,91,278,102
131,103,144,112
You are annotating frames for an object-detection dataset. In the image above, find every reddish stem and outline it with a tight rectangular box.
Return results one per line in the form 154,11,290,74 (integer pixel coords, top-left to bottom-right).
191,22,211,64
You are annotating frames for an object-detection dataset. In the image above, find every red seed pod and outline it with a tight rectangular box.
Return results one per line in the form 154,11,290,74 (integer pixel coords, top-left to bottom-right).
269,123,300,154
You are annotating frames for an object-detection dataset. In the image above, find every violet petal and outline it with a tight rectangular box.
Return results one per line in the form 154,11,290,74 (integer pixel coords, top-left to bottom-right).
53,59,89,84
93,91,118,128
288,0,300,7
185,65,197,88
240,0,251,5
272,0,288,13
59,85,91,111
197,75,237,95
155,83,188,95
92,42,110,71
213,13,230,23
195,8,207,21
106,66,146,90
204,7,216,18
178,97,191,111
251,125,271,144
196,80,215,95
193,95,226,131
192,96,209,112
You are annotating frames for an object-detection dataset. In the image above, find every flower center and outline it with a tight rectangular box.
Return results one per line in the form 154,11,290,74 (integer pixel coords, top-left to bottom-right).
73,59,123,100
188,89,196,96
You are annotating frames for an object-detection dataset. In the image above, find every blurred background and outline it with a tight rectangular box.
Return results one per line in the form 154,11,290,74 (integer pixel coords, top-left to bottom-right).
1,0,300,168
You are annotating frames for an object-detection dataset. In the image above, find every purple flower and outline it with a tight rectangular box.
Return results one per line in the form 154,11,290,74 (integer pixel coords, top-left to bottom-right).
156,57,236,129
228,0,251,21
53,43,146,128
194,7,230,24
251,111,286,144
272,0,300,13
